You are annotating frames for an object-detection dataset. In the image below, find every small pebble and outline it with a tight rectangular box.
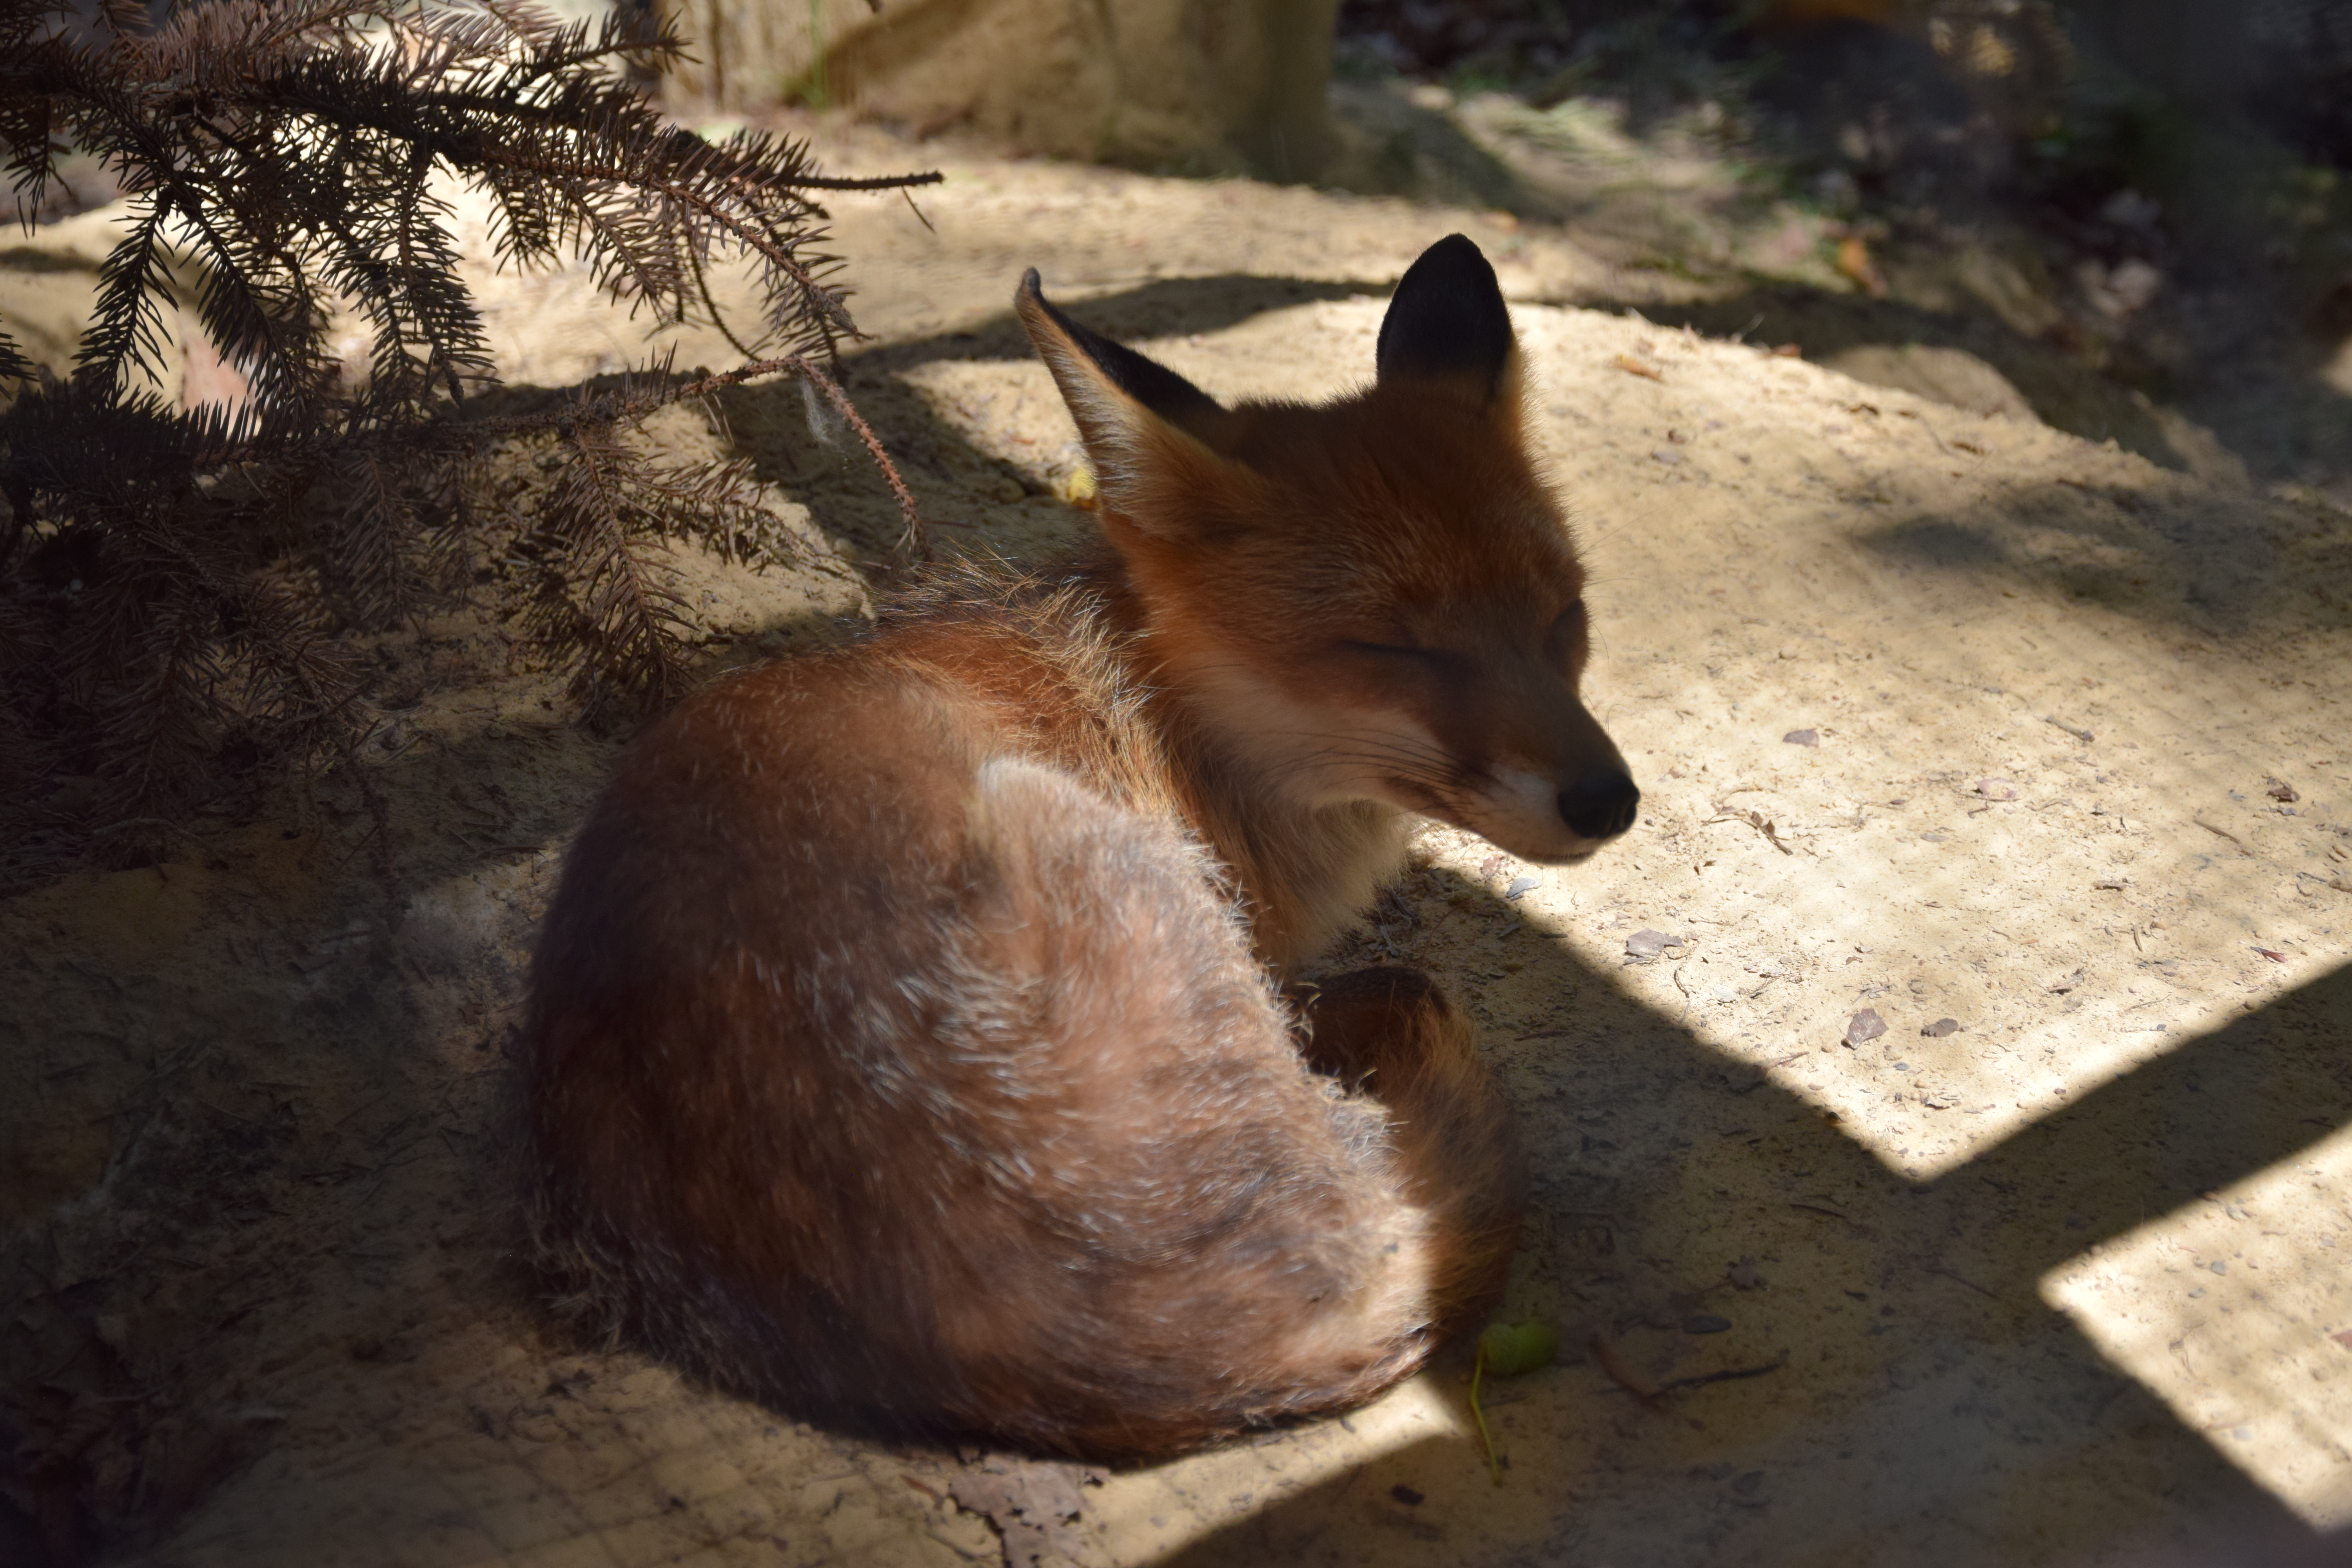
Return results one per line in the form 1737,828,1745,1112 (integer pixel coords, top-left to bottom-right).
1625,929,1678,961
1844,1008,1888,1047
1505,875,1540,900
1390,1484,1425,1507
1976,778,2018,800
1921,1017,1960,1037
1783,728,1819,746
1653,448,1684,466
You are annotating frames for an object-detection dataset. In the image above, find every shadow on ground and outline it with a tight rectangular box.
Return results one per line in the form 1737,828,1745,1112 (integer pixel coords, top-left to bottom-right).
1853,479,2348,641
1594,283,2204,473
1161,862,2352,1563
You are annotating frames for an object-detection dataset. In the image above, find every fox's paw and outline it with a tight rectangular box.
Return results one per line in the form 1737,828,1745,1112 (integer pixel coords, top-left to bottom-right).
1291,967,1465,1084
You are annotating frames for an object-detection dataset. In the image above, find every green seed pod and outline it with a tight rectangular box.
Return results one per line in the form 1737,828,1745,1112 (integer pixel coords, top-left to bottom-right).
1476,1319,1561,1377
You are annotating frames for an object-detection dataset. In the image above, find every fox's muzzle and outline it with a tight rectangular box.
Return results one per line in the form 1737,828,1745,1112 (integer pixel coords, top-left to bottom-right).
1557,770,1640,841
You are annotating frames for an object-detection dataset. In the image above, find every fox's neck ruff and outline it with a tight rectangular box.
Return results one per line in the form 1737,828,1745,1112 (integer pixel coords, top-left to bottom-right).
1190,757,1409,975
1080,563,1408,973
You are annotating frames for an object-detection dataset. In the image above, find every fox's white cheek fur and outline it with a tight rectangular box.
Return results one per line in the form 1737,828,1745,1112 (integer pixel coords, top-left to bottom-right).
1460,766,1605,863
1488,767,1559,832
1334,733,1596,864
1320,713,1465,814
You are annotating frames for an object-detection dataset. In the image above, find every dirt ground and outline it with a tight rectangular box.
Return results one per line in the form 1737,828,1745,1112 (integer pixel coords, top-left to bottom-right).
5,109,2352,1567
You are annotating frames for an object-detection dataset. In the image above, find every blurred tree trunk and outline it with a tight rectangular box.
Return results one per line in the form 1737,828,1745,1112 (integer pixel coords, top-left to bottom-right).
659,0,1339,179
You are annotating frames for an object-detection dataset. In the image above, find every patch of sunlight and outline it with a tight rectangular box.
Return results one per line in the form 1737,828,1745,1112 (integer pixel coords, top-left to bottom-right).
2042,1122,2352,1529
1486,791,2336,1183
2321,335,2352,398
1088,1373,1468,1563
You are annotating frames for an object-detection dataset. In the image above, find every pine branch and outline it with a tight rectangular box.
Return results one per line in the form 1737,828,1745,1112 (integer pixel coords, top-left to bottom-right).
74,194,181,394
529,415,695,718
87,573,227,831
0,328,33,387
0,0,937,877
330,446,425,628
795,356,924,552
227,568,367,757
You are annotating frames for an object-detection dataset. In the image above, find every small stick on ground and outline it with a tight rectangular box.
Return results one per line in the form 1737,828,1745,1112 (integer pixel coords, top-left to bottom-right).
1789,1201,1880,1238
1657,1357,1788,1394
2193,818,2246,849
1707,806,1794,855
2042,715,2094,742
1926,1265,1998,1301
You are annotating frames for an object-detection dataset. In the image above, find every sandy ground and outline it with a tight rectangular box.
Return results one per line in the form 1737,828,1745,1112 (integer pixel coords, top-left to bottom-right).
5,114,2352,1567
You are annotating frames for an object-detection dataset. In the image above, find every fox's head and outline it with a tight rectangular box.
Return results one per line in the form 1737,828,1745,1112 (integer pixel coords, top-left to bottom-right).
1014,235,1637,866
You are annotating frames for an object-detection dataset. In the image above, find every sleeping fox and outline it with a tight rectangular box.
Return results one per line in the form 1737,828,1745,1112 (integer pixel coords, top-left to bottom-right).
522,234,1639,1460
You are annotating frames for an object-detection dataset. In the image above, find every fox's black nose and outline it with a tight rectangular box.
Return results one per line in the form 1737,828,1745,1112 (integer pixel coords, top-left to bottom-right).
1558,772,1640,840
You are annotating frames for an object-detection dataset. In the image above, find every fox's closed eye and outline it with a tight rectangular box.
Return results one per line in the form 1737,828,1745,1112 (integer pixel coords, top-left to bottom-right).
1545,602,1590,664
1341,640,1450,664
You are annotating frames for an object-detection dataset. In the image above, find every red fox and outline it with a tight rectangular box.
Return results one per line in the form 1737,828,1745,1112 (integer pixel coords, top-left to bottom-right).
521,235,1639,1459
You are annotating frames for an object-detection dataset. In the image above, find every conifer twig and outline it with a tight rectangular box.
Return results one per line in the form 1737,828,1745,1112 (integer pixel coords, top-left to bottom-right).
0,0,936,880
779,355,926,557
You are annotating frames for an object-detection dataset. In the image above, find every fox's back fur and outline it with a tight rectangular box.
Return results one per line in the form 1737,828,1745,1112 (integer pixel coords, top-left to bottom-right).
523,236,1637,1459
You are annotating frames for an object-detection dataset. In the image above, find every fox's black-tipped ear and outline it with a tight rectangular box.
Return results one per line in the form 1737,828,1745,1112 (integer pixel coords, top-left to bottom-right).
1014,269,1226,447
1376,234,1519,410
1014,269,1240,525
